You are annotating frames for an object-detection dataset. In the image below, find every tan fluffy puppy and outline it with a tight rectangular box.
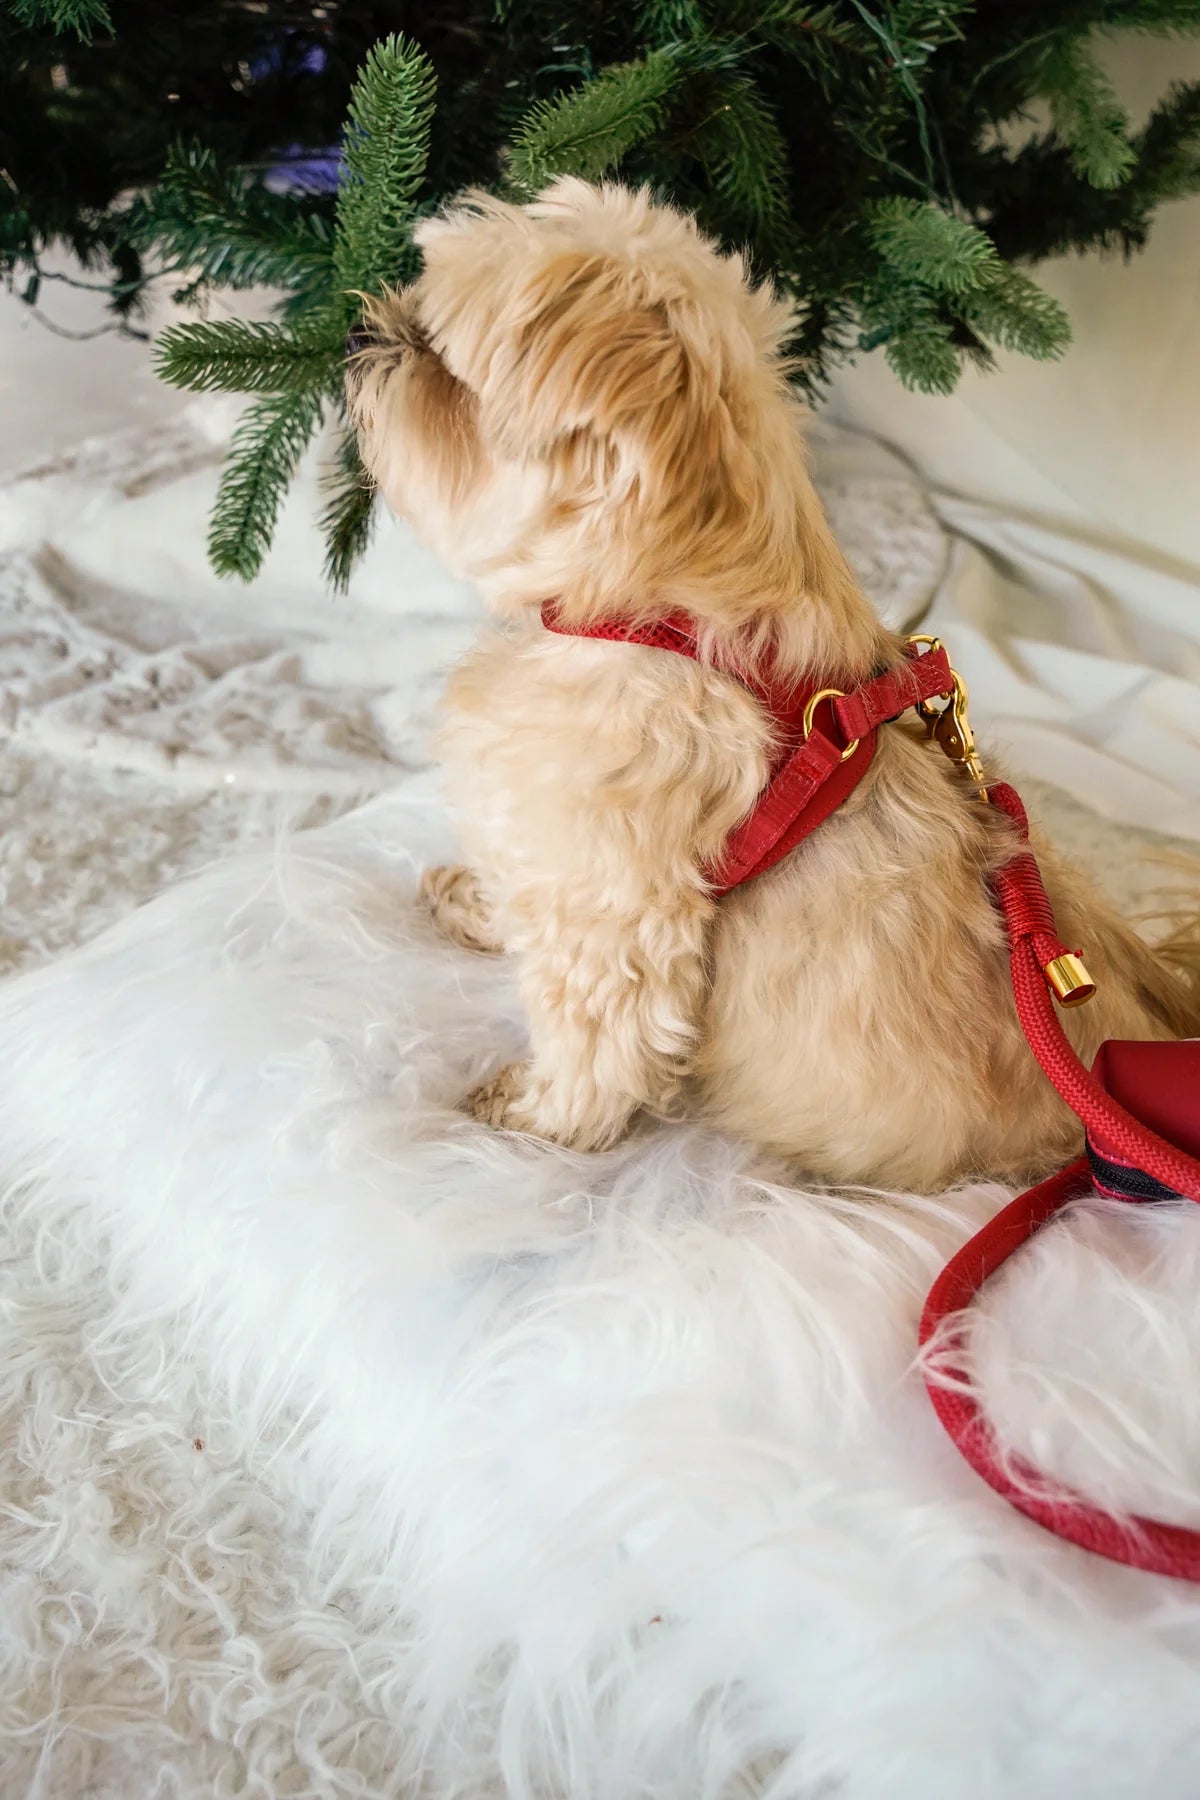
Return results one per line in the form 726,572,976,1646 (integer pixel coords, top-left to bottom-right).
347,177,1200,1191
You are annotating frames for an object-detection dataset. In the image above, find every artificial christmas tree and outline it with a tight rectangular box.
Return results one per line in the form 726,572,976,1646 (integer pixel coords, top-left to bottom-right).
5,1,1200,584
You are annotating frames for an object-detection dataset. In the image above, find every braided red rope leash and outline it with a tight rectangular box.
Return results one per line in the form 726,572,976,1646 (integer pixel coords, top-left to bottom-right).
920,781,1200,1581
987,783,1200,1197
541,604,1200,1577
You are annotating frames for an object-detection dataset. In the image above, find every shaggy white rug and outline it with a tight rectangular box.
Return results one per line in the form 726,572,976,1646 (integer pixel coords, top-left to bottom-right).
3,780,1200,1800
3,390,1200,1796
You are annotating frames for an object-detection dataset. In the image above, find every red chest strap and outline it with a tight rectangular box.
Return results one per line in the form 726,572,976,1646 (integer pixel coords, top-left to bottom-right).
540,602,955,893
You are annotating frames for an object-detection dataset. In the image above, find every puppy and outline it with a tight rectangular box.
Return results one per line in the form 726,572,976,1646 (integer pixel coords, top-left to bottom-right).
347,178,1200,1191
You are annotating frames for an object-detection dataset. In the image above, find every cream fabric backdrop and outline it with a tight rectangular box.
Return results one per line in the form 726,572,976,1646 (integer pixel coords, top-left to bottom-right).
824,38,1200,841
827,38,1200,571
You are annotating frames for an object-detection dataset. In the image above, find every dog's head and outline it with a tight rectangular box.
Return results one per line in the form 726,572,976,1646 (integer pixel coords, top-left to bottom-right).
347,179,848,631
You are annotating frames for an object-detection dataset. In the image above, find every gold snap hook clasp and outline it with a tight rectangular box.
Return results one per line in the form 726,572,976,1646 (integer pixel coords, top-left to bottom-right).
910,656,989,798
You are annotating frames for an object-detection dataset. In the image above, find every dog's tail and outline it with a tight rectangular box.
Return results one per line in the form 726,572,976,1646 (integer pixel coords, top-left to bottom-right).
1138,860,1200,1037
1154,917,1200,1029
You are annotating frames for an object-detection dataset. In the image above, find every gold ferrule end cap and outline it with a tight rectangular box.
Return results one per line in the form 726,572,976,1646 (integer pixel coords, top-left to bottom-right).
1046,952,1097,1008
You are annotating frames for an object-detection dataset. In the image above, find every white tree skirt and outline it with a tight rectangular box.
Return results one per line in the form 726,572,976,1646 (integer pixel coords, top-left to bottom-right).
4,782,1200,1800
2,403,1200,1797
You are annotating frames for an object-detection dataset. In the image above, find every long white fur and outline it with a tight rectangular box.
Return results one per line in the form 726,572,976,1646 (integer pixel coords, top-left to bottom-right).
2,779,1200,1796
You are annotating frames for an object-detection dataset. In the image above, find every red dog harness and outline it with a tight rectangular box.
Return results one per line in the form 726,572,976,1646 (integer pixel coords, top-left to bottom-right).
542,605,959,892
543,600,1200,1580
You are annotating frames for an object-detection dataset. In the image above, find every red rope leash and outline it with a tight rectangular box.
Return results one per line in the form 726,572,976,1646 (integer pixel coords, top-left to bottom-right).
987,782,1200,1197
918,1159,1200,1582
920,780,1200,1581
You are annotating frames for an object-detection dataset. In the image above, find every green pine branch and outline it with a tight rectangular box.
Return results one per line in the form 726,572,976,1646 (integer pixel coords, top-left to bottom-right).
154,317,341,396
0,197,33,265
868,198,999,294
693,72,790,233
147,35,438,585
333,33,436,307
320,428,377,594
99,3,1200,586
1131,79,1200,203
857,211,1070,387
8,0,111,39
636,0,705,36
1096,0,1200,34
1040,33,1136,190
134,144,335,301
752,1,864,49
886,0,971,51
209,391,324,581
882,310,960,395
508,50,681,191
960,266,1071,362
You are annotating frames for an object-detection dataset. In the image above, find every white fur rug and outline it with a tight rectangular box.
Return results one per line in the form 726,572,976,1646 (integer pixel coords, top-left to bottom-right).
3,370,1200,1793
3,779,1200,1799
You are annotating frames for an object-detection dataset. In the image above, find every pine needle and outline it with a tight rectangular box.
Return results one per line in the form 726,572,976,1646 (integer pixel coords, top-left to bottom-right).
320,428,377,594
694,73,790,231
868,198,1000,294
882,313,960,395
636,0,705,35
208,391,324,582
1040,33,1136,189
135,143,335,299
333,33,437,305
9,0,111,40
1098,0,1200,35
960,266,1071,361
508,51,681,191
154,317,340,396
1131,79,1200,203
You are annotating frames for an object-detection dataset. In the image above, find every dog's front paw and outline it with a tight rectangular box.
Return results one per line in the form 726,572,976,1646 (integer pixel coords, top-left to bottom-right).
465,1062,534,1132
464,1064,634,1152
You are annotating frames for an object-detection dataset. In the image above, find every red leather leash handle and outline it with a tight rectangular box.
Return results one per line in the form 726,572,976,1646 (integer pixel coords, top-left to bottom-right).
920,780,1200,1580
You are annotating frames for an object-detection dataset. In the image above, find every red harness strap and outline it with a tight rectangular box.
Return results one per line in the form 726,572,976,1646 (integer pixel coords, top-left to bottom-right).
540,603,954,892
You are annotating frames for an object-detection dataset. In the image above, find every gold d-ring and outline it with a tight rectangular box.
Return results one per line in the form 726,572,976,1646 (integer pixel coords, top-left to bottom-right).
802,687,860,763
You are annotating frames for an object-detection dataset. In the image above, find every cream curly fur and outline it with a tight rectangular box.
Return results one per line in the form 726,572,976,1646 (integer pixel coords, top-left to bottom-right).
347,177,1200,1189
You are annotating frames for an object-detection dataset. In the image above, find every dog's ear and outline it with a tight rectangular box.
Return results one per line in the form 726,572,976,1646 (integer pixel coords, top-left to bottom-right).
414,202,722,470
471,250,701,463
411,188,813,612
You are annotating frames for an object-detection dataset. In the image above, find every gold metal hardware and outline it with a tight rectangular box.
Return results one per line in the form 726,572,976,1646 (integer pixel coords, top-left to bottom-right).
908,633,1095,1004
907,650,988,798
1045,952,1097,1008
909,633,959,741
802,687,860,763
